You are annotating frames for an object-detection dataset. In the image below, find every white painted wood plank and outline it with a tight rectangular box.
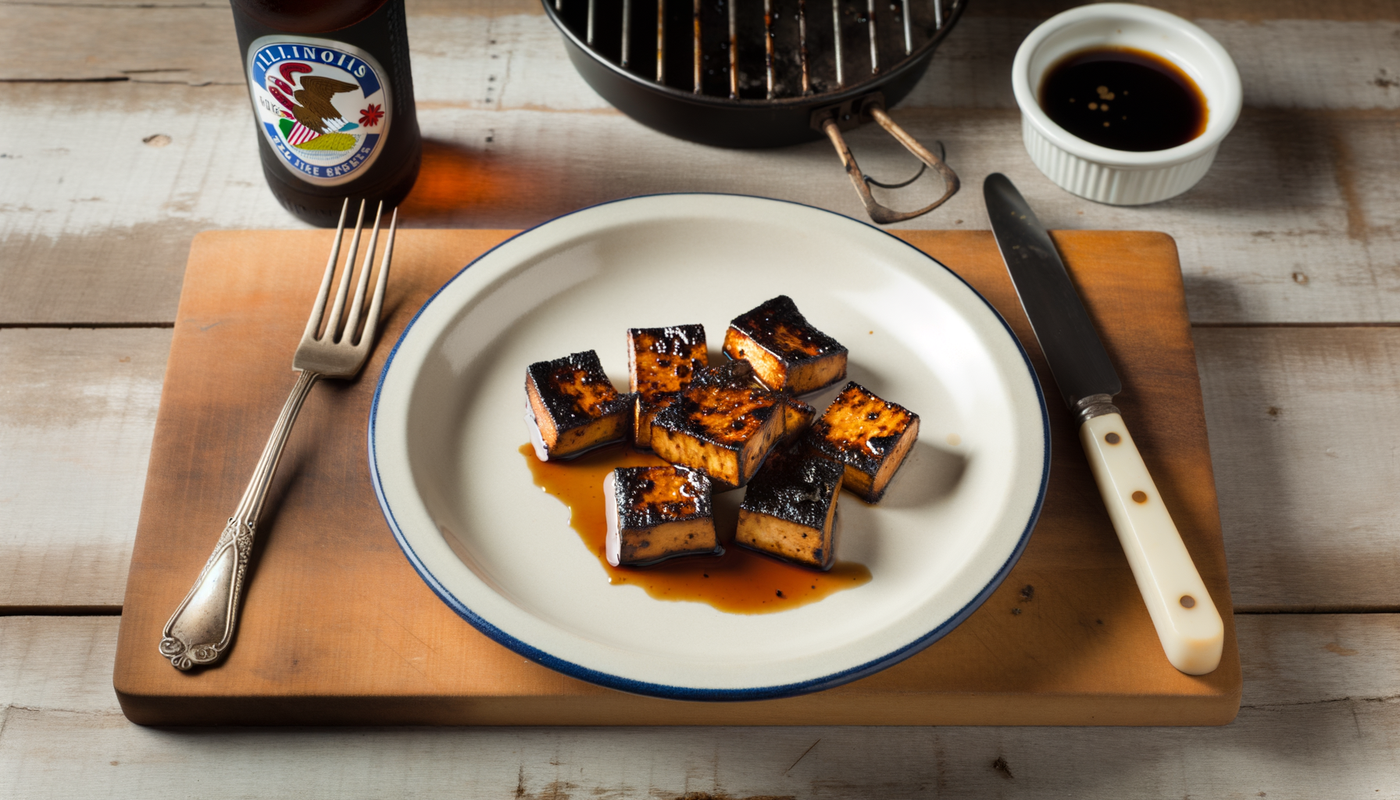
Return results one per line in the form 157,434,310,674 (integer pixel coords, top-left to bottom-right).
0,329,168,609
1195,327,1400,611
2,615,1398,799
4,78,1400,325
1236,613,1400,706
7,7,1400,116
0,618,124,714
8,0,1400,113
6,6,1400,323
0,5,238,86
0,83,281,324
14,613,1392,718
1,0,1395,791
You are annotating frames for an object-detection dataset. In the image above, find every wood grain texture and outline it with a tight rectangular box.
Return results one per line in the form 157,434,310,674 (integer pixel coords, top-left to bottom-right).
8,1,1400,109
0,329,169,610
1235,613,1400,706
107,228,1239,725
6,324,1400,613
0,0,1395,792
5,615,1400,799
4,4,1400,325
0,4,237,86
4,96,1400,324
1196,327,1400,612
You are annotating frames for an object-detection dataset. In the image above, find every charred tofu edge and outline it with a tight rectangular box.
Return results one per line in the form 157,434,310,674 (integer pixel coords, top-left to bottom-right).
722,328,790,391
627,325,708,400
627,327,708,450
651,407,784,490
632,396,654,449
736,453,843,570
855,414,919,502
808,381,921,503
780,395,816,444
722,296,849,395
604,468,722,567
650,377,785,488
524,350,633,460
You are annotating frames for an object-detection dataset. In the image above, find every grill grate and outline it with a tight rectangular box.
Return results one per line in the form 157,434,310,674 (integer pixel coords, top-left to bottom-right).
556,0,960,101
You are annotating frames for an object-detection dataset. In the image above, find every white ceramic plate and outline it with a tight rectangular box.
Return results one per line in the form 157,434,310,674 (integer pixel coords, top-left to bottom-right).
370,194,1049,700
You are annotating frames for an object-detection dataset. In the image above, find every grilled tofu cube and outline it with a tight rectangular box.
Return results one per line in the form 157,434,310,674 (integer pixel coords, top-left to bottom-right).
524,350,633,461
808,381,920,503
736,450,844,570
604,465,721,566
722,295,848,395
780,395,816,445
651,362,785,489
633,396,670,451
627,325,708,450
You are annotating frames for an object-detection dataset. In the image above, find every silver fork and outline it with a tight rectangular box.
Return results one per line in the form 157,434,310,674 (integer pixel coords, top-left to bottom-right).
159,199,397,671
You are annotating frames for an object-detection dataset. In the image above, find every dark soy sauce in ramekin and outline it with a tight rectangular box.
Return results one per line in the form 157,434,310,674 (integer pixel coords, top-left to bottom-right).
1039,46,1208,152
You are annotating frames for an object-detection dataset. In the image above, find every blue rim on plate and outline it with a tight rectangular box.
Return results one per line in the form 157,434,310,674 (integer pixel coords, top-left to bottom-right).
369,193,1050,701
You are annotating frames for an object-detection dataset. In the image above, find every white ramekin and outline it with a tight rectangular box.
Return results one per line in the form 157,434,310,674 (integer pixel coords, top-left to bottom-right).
1012,3,1242,205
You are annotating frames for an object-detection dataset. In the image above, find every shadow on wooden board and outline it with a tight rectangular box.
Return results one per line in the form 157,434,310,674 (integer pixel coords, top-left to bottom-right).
113,228,1241,726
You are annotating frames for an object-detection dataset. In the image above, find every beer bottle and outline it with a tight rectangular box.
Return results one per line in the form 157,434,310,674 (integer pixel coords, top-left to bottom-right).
230,0,421,226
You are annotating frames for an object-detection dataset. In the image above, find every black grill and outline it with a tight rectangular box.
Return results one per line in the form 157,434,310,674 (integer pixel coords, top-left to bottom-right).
553,0,960,101
545,0,966,223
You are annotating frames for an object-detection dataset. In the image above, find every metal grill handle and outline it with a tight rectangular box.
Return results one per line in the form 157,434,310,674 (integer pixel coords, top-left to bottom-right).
820,102,959,225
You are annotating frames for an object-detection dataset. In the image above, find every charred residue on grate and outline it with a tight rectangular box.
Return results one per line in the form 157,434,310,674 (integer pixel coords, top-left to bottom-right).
558,0,956,101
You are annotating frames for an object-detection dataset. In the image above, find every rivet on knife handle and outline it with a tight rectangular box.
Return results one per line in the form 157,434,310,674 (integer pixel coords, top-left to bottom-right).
1079,407,1224,675
983,173,1224,675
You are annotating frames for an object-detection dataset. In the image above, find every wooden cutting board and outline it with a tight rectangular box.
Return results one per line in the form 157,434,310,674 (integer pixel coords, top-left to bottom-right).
113,228,1240,726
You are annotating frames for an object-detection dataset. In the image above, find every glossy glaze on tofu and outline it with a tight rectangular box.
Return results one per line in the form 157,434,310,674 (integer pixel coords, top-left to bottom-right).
627,325,708,450
604,465,721,566
722,295,848,395
736,450,844,570
780,395,816,445
807,381,920,503
650,361,785,489
524,350,633,461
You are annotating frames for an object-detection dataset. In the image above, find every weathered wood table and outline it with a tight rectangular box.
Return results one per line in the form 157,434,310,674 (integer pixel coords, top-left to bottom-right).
3,0,1398,796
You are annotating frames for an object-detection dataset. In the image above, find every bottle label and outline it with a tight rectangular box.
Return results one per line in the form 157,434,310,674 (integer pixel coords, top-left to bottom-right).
246,35,393,186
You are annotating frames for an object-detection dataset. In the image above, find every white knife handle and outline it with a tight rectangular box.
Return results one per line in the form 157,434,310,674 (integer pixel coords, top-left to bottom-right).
1079,412,1224,675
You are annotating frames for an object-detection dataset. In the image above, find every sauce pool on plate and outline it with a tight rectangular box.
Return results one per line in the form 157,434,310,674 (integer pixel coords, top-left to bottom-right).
519,443,870,613
1038,46,1207,152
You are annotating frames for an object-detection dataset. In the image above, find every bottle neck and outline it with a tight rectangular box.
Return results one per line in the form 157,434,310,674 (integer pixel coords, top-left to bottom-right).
230,0,390,34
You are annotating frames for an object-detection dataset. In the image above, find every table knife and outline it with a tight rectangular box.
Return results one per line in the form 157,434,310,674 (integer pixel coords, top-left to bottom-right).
983,172,1224,675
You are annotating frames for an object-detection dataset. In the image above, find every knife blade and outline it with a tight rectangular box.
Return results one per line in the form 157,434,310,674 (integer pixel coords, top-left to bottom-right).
984,172,1224,675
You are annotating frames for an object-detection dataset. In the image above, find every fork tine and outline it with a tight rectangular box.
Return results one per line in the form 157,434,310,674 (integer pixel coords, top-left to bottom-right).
325,200,367,343
344,201,384,347
359,206,397,349
303,199,350,344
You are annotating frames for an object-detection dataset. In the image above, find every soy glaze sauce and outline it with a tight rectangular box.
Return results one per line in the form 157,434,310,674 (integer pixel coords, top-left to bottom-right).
519,444,871,614
1039,46,1207,152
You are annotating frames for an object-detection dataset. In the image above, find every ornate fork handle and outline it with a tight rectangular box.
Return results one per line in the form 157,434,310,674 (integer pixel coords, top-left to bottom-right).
159,369,321,670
